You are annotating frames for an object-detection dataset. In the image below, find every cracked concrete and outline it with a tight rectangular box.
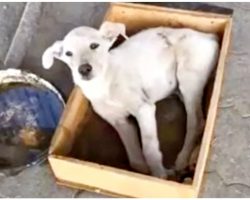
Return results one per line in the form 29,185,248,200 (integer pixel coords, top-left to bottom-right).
0,2,250,198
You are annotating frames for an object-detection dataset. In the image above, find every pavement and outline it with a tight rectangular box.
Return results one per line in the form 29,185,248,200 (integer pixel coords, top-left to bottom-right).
0,2,250,198
202,2,250,197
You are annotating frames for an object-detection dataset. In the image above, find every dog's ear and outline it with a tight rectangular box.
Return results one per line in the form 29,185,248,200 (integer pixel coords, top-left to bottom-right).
99,21,128,47
42,41,63,69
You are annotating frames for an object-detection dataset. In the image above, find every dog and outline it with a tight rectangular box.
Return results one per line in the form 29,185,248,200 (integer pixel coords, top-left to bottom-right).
42,21,219,178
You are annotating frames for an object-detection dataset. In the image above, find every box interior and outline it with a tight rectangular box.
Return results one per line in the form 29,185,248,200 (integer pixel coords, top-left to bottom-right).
49,2,231,192
70,95,187,180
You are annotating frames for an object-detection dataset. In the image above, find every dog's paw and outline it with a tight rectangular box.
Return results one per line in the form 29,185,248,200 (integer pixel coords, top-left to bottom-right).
150,167,171,179
165,168,176,177
152,171,167,179
175,152,189,171
130,161,150,175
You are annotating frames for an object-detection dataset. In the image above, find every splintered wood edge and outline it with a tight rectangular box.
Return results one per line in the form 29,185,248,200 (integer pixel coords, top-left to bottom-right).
193,18,233,196
49,155,194,198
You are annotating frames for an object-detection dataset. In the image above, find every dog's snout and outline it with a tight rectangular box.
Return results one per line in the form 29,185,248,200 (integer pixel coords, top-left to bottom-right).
78,64,92,76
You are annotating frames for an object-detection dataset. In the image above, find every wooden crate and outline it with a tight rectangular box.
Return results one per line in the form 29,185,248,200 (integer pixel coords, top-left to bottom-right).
48,3,232,198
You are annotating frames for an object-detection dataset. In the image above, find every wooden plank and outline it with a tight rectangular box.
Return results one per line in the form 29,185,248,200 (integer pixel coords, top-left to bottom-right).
105,3,229,35
58,86,88,130
114,3,232,19
193,18,233,196
56,178,126,198
49,86,89,155
49,155,194,198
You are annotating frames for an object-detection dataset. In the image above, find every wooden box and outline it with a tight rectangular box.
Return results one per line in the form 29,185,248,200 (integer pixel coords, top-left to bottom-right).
48,3,232,198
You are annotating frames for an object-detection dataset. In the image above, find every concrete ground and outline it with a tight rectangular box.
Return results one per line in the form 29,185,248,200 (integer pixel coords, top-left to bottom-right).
0,2,250,198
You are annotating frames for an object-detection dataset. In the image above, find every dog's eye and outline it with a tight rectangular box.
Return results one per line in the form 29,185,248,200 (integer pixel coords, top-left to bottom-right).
90,43,99,50
65,51,73,57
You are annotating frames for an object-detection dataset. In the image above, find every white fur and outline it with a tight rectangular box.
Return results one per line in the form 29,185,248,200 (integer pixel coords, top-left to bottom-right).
42,22,219,178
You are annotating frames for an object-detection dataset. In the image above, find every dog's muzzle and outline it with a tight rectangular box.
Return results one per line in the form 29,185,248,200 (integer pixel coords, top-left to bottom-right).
78,64,92,78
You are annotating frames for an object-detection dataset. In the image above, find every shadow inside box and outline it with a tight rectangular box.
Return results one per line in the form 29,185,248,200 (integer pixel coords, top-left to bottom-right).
69,94,195,182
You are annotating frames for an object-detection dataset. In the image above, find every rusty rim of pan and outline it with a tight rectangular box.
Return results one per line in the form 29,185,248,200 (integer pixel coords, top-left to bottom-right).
0,69,65,174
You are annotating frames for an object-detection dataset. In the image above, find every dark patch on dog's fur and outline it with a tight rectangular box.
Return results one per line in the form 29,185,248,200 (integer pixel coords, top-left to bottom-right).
179,34,187,42
56,46,63,57
142,88,150,102
157,32,172,46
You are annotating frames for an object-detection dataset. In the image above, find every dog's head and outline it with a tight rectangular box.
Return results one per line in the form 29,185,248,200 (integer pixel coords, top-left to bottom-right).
42,22,127,81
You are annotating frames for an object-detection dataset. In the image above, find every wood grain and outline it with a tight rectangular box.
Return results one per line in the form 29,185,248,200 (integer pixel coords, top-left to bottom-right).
49,155,194,198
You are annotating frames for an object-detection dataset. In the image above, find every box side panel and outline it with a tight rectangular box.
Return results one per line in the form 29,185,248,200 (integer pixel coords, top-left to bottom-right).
139,2,233,15
56,179,125,198
106,3,228,35
118,3,233,17
193,19,233,195
49,86,90,155
49,156,194,198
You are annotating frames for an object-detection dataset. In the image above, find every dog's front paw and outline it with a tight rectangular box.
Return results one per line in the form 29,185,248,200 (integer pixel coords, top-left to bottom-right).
152,170,167,179
130,161,150,175
150,166,171,179
175,152,189,171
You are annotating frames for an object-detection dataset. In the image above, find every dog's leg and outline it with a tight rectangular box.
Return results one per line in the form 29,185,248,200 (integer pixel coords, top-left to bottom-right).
111,118,150,174
175,71,205,171
135,104,166,178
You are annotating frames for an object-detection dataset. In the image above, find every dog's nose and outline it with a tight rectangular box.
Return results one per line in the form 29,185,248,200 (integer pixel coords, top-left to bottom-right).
78,64,92,76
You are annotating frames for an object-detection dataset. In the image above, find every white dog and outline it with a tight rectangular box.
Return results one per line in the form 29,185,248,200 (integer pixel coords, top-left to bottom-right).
42,22,219,178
